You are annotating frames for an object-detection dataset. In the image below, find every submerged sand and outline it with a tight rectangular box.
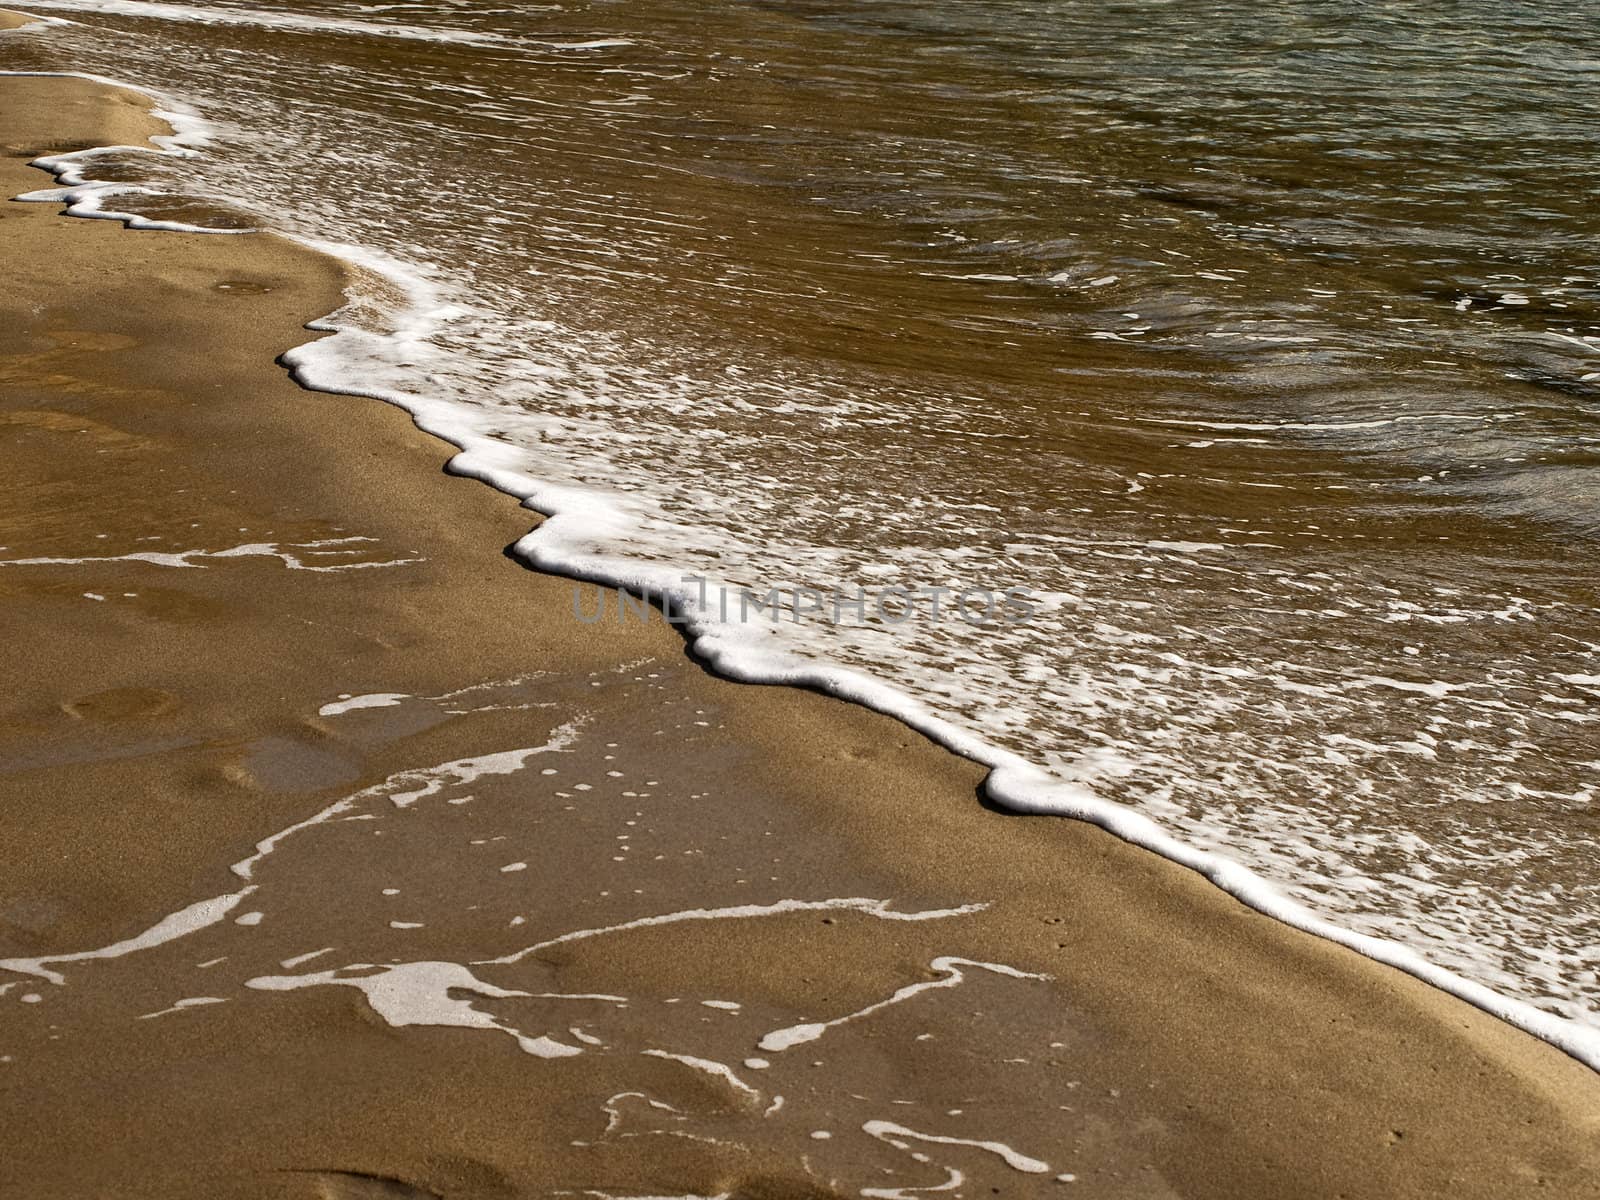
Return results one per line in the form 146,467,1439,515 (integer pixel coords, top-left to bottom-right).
0,61,1596,1200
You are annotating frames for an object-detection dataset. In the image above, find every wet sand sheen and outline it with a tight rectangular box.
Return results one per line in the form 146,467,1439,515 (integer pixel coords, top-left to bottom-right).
6,0,1594,1030
0,58,1597,1200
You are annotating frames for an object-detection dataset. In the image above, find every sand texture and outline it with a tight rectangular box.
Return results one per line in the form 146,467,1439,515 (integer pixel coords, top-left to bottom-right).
0,65,1597,1200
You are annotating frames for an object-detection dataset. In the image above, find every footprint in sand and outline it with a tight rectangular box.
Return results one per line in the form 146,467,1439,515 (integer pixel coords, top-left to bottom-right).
59,686,180,722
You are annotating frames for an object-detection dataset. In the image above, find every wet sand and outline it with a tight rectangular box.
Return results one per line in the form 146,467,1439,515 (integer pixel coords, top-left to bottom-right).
0,60,1597,1200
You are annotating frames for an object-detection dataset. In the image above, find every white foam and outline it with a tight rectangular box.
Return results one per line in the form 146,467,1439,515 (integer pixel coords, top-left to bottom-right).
246,960,582,1057
1352,675,1465,700
759,957,1048,1053
230,796,357,882
318,692,410,717
232,722,581,879
0,68,246,232
0,888,253,985
383,729,583,810
280,947,334,969
601,1091,680,1136
137,995,225,1020
0,67,212,149
0,538,422,572
864,1120,1050,1174
862,1168,962,1199
484,898,985,967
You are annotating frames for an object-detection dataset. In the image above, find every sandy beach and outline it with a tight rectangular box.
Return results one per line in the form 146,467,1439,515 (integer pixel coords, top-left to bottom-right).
1,37,1598,1200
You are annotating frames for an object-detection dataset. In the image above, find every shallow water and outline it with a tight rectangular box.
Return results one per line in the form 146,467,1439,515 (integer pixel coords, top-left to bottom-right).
4,0,1598,1034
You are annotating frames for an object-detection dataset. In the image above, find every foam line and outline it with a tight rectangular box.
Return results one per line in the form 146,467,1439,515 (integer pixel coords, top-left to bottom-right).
0,67,245,232
0,67,212,149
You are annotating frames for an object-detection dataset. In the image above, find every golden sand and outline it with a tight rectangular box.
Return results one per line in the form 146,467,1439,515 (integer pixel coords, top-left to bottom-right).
0,63,1596,1200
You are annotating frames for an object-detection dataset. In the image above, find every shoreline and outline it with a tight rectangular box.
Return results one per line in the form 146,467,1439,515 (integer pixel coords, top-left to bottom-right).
26,35,1598,1073
1,47,1598,1200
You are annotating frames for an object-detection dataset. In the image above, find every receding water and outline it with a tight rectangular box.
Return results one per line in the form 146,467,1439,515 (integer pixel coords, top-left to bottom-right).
5,0,1599,1032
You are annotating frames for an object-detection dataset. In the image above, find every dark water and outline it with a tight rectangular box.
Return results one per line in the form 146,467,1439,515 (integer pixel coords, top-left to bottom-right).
5,0,1598,1032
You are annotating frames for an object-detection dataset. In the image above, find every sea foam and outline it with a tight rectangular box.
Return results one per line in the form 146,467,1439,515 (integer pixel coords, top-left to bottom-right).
0,67,241,232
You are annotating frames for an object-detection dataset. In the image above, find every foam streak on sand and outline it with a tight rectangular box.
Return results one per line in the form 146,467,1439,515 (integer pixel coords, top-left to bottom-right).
20,143,256,233
0,719,584,994
0,889,254,985
137,996,225,1020
231,721,582,879
601,1091,681,1136
863,1120,1051,1175
318,692,410,717
245,961,584,1058
758,957,1049,1053
484,898,987,967
853,1118,1057,1200
0,537,423,572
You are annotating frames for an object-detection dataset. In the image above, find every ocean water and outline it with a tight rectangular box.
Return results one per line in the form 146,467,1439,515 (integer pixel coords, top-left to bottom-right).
4,0,1598,1057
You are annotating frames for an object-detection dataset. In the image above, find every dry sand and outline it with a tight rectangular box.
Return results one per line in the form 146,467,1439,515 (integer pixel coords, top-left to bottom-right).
0,58,1596,1200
